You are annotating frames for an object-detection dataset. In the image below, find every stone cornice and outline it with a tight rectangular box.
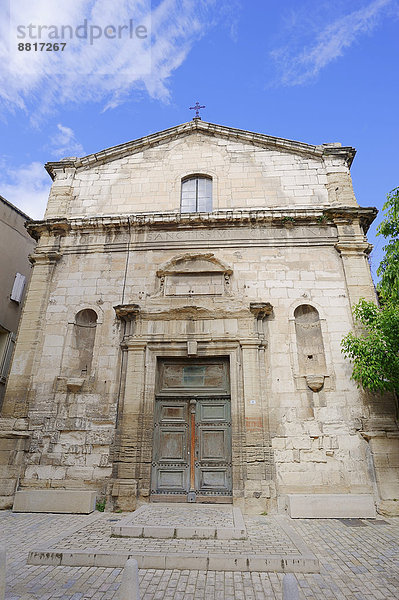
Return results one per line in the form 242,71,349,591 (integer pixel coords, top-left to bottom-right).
29,251,62,265
113,300,264,321
26,206,377,239
44,120,356,179
26,220,70,241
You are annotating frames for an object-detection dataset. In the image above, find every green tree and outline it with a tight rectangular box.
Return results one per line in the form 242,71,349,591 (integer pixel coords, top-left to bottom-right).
376,186,399,303
341,187,399,394
341,299,399,393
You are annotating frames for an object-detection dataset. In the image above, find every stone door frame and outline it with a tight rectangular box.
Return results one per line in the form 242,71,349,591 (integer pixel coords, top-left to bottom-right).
114,338,249,504
112,301,274,510
142,342,243,501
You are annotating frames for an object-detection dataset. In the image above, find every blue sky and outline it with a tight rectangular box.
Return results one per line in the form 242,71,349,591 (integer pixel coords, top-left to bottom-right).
1,0,398,280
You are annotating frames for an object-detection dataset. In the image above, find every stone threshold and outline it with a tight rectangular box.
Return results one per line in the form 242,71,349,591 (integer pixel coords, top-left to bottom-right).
28,549,319,573
111,505,247,540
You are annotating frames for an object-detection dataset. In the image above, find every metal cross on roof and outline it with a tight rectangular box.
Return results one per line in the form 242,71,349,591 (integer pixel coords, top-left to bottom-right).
189,101,205,120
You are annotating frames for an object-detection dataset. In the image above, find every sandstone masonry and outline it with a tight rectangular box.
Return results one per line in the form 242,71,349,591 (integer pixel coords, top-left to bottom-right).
1,120,397,515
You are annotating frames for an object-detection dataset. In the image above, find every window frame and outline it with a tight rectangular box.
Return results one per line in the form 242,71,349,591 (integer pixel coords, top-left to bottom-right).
180,174,212,214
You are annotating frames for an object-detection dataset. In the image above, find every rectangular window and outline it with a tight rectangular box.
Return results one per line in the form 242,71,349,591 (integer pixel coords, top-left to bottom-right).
181,176,212,213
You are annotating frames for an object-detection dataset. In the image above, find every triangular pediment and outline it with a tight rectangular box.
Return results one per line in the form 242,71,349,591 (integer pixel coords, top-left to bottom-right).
45,120,355,178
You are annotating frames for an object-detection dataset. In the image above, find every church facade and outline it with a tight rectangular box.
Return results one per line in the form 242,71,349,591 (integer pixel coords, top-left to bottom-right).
1,120,398,516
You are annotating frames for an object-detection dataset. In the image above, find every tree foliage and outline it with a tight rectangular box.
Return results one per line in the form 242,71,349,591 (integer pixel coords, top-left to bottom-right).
376,186,399,303
341,187,399,394
341,299,399,393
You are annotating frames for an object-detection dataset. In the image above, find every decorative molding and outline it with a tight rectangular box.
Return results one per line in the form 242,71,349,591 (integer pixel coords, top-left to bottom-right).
249,302,274,318
29,251,62,265
114,304,140,320
156,252,232,276
306,375,325,392
26,206,377,241
335,241,373,255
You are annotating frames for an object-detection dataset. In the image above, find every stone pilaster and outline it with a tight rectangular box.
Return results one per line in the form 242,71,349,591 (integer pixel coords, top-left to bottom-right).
1,249,61,418
112,337,146,510
335,231,376,308
240,338,271,511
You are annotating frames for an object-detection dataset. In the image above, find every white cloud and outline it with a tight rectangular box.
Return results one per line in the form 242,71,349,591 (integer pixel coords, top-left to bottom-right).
271,0,393,86
0,161,51,220
51,124,85,158
0,0,224,116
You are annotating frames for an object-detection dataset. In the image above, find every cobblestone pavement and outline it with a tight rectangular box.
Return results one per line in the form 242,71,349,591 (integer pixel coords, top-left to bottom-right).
126,505,235,528
43,512,298,556
1,510,398,599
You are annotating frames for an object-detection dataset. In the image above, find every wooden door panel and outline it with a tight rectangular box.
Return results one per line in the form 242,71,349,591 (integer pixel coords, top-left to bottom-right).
197,467,231,492
159,402,187,423
198,402,229,422
158,428,187,462
195,398,232,497
151,400,189,496
198,428,229,461
157,467,188,492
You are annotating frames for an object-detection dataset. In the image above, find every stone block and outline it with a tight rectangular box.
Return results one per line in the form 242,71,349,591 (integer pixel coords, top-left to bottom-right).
287,494,376,518
113,525,143,537
378,499,399,516
12,490,96,513
62,551,96,567
0,496,13,510
0,479,17,496
143,526,175,538
28,551,62,566
271,437,286,450
208,554,248,571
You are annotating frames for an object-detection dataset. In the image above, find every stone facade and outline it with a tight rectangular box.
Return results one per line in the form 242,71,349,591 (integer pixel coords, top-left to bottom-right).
1,120,398,514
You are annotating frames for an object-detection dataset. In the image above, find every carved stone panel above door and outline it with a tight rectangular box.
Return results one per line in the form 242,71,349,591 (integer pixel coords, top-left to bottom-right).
156,253,233,297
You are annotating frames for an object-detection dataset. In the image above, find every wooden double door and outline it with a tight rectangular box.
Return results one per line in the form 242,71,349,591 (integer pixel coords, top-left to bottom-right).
151,397,232,502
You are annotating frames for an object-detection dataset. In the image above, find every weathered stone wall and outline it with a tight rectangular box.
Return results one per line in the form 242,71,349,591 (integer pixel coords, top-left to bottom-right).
2,122,397,514
44,127,356,220
0,419,29,508
2,218,379,510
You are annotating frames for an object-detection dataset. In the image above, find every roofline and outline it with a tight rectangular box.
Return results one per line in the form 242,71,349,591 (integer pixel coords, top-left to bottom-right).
0,194,33,221
44,120,356,179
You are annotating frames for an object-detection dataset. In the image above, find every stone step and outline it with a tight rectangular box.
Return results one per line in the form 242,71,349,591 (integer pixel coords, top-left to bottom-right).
112,504,247,539
28,548,319,573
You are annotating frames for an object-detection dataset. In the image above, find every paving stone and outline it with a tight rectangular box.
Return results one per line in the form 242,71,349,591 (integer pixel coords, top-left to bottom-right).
0,510,398,599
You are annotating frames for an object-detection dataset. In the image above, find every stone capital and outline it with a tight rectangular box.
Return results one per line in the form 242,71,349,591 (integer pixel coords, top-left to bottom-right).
29,251,62,265
249,302,273,318
114,304,141,320
335,241,372,256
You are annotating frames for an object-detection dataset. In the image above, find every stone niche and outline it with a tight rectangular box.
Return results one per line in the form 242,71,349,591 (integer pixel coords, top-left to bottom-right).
294,304,327,392
72,308,98,377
